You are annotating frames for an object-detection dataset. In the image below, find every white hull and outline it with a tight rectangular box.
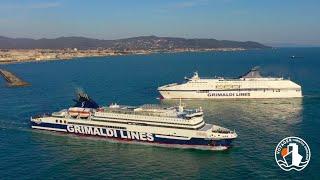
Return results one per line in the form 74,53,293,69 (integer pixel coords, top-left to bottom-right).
31,125,228,151
31,117,236,150
159,89,302,99
158,69,303,99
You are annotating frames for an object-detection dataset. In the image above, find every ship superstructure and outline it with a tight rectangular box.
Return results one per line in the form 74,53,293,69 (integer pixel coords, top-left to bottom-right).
31,92,237,150
158,67,302,99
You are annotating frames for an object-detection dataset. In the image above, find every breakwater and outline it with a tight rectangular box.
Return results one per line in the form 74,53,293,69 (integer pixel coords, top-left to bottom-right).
0,69,29,87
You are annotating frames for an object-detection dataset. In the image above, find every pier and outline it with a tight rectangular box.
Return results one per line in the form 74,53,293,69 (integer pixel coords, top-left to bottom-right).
0,69,30,87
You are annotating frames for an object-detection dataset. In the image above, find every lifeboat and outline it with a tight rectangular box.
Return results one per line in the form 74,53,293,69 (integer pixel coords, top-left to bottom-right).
79,109,91,118
68,107,91,118
68,109,79,117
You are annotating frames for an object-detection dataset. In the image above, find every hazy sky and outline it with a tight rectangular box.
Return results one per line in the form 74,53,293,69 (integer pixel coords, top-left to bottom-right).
0,0,319,45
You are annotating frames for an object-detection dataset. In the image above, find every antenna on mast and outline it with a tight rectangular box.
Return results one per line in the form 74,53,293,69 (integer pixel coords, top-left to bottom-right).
178,98,184,112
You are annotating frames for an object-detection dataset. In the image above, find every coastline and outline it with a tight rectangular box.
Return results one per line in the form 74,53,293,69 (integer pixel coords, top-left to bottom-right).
0,48,246,65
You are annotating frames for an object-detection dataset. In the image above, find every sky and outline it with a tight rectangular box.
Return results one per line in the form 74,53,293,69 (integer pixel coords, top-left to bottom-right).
0,0,319,46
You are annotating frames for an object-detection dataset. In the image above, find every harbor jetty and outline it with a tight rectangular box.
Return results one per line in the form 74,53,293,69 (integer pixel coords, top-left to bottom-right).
0,69,30,87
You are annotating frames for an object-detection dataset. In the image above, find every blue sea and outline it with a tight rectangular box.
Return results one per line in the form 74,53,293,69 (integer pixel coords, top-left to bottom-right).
0,48,319,179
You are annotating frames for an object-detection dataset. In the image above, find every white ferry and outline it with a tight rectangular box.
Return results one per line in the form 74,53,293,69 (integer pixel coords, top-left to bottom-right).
31,92,237,151
158,67,302,99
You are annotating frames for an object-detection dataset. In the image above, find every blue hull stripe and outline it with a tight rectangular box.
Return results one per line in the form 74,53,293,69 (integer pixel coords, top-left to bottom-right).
31,122,233,147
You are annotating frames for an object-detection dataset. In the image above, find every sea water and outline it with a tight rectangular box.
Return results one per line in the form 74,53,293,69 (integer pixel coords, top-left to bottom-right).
0,48,319,179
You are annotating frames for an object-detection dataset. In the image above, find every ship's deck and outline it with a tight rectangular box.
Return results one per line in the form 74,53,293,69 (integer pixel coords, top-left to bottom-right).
199,124,212,131
101,104,201,119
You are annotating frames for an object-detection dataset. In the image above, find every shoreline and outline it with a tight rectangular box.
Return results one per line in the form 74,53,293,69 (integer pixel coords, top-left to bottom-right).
0,48,248,65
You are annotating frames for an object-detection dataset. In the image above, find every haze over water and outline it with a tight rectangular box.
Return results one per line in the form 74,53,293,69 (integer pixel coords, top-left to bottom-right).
0,48,319,179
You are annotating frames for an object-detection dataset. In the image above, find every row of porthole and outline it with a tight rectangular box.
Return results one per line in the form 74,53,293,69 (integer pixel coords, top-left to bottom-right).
56,119,67,124
92,116,205,128
93,117,199,126
104,125,126,130
196,89,298,92
107,114,188,122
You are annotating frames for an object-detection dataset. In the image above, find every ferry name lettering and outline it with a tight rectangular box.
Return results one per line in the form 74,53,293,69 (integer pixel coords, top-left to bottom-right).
207,92,250,97
67,125,154,141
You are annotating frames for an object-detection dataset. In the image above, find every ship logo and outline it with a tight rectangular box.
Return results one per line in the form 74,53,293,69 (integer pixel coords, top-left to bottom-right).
274,137,311,171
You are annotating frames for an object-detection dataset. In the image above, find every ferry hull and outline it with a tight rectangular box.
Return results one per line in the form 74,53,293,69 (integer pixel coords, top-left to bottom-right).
31,121,233,150
159,90,302,99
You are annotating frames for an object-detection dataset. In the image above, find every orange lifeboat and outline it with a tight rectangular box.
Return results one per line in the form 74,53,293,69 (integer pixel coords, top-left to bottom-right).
68,107,91,118
79,109,91,118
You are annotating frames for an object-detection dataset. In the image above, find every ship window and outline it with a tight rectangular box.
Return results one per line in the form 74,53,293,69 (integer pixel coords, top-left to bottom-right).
60,120,63,123
197,90,209,93
56,120,58,123
64,120,66,123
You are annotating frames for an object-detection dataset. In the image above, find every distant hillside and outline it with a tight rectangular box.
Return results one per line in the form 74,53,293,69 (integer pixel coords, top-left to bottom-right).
0,35,270,50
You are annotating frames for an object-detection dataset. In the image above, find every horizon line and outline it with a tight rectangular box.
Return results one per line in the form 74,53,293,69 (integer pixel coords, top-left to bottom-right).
1,35,320,47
